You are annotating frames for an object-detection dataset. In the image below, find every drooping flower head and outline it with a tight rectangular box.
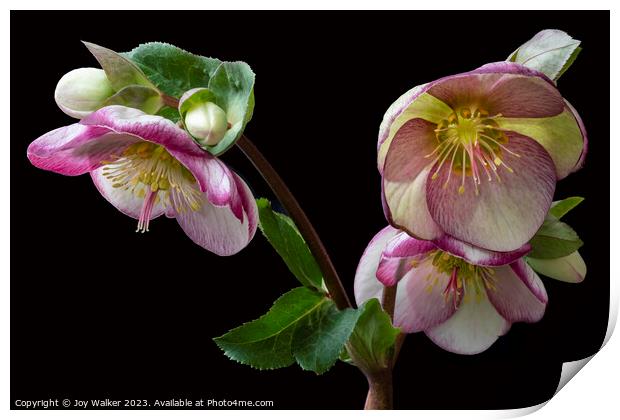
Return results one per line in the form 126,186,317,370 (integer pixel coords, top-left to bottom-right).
355,226,585,355
379,62,587,252
27,105,257,256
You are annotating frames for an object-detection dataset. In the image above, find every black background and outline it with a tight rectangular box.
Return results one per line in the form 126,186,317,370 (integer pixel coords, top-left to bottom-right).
11,10,609,410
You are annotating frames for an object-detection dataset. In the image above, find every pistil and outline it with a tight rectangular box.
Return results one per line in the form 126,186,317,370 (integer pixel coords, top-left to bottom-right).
426,107,520,195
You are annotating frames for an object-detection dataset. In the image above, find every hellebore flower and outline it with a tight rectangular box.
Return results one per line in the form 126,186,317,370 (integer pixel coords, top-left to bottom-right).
378,62,587,252
27,105,258,256
355,226,559,354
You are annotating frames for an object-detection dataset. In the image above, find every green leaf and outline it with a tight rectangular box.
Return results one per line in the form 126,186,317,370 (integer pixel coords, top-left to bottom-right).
346,299,400,373
529,215,583,259
204,61,255,156
123,42,222,98
103,85,163,114
549,196,584,220
214,287,360,374
83,42,155,91
507,29,581,81
256,198,323,290
556,46,582,81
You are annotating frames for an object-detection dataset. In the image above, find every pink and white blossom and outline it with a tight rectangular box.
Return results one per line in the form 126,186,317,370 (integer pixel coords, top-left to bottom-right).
379,62,586,252
354,226,574,355
27,105,257,256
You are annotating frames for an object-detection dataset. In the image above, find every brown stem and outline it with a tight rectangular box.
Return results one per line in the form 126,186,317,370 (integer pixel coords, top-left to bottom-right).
236,135,352,310
364,370,393,410
161,94,179,108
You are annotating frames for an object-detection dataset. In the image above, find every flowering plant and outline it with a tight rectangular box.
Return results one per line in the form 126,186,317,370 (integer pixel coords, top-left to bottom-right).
25,29,588,410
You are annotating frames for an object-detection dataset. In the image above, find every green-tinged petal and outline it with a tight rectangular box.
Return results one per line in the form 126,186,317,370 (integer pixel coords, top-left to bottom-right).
526,251,586,283
378,92,453,172
497,107,584,179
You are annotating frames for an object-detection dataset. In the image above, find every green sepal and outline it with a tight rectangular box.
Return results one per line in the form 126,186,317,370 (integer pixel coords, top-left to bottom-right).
103,85,163,114
203,61,256,156
83,42,155,91
122,42,221,98
549,196,584,220
213,287,360,374
178,88,218,119
346,299,400,374
256,198,324,290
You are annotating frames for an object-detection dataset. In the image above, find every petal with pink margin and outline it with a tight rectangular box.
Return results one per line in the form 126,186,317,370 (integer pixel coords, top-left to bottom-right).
174,172,257,256
432,235,530,267
426,133,556,252
80,106,244,221
425,289,510,355
427,62,564,118
376,231,436,286
353,226,459,333
486,260,547,323
396,258,461,333
354,226,401,304
27,123,138,175
564,99,588,172
383,118,443,240
90,167,166,220
497,107,584,180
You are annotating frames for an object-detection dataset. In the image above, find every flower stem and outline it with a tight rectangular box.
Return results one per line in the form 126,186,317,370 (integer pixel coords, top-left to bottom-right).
236,135,352,310
364,369,393,409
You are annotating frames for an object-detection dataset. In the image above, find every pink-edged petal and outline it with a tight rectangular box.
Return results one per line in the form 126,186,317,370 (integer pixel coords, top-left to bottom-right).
232,172,258,238
376,231,436,286
486,260,547,323
27,123,137,175
426,133,556,252
354,226,401,305
174,174,257,256
383,118,444,240
433,235,530,267
81,106,204,159
80,106,244,220
497,106,585,180
395,258,461,333
565,99,588,172
426,289,510,355
526,251,586,283
353,227,458,333
377,88,453,173
171,153,244,221
427,62,563,118
90,167,165,219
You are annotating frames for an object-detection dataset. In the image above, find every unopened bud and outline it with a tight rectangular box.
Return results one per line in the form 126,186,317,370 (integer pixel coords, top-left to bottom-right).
184,102,228,146
54,68,115,119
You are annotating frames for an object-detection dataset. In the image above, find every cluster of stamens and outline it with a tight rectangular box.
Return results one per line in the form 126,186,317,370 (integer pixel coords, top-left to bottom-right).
426,107,520,195
101,142,202,232
411,250,496,308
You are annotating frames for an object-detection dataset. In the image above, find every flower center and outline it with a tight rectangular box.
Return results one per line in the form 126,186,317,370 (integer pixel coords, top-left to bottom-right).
101,142,202,232
414,250,496,308
426,107,520,195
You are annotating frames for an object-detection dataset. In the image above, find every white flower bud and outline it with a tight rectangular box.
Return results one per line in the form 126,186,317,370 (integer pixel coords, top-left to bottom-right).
184,102,229,146
54,68,115,119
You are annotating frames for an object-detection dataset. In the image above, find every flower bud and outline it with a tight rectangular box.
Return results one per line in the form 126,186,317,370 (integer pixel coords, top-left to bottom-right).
184,102,228,146
54,68,115,119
